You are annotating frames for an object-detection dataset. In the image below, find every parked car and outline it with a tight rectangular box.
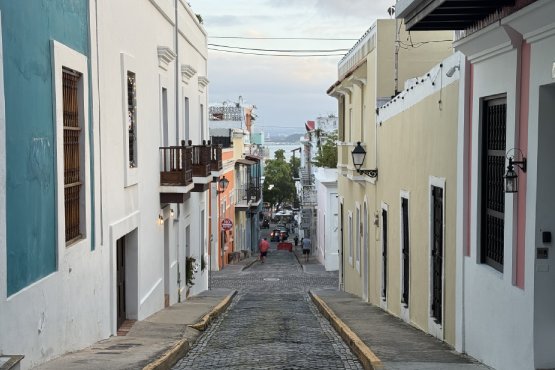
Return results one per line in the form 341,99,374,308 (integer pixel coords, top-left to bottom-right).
261,219,270,229
270,229,282,242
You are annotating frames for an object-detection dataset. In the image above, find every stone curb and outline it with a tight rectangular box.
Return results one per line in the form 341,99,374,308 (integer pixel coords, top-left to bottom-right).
309,291,384,370
143,290,237,370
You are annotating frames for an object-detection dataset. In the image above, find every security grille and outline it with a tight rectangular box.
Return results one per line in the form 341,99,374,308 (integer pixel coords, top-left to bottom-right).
382,208,388,300
63,68,82,243
431,186,443,324
127,72,137,168
401,198,409,306
481,97,506,272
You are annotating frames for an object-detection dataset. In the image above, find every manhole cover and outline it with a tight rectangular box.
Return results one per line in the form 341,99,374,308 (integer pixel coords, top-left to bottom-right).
263,278,280,281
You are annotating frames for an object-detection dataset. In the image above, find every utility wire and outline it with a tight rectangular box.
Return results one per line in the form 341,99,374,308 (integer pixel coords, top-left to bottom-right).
208,43,350,53
208,48,345,57
209,36,359,41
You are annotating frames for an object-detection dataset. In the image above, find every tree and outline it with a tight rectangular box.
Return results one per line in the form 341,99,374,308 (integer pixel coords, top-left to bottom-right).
313,131,338,168
289,155,300,179
263,150,296,209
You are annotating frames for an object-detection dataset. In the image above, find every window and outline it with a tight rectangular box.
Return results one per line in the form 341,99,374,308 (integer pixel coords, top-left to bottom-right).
356,206,360,271
401,197,409,306
200,103,204,141
127,71,137,168
480,96,507,272
161,87,168,146
349,108,352,142
63,68,82,243
184,97,190,141
431,185,444,324
348,212,353,265
381,206,388,300
52,39,91,250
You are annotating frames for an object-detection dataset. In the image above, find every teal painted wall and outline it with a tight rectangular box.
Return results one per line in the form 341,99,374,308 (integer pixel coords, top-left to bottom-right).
1,0,90,296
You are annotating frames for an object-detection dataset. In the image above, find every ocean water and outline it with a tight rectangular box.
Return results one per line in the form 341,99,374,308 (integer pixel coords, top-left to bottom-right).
266,143,302,162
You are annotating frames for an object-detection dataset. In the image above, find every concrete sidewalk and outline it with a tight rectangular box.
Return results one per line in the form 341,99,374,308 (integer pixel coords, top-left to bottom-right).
34,289,236,370
310,289,491,370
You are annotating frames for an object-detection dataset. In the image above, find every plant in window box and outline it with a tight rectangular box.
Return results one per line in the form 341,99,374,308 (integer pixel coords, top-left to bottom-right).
185,257,197,287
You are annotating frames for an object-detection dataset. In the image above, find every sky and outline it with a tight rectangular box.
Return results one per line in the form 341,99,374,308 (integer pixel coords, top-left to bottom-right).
188,0,394,134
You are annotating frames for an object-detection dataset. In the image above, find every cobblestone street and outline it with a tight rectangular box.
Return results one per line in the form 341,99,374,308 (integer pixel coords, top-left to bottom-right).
173,248,362,369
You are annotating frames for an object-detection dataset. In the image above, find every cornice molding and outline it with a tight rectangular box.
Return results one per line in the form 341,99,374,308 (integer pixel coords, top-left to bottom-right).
157,46,176,71
181,64,197,83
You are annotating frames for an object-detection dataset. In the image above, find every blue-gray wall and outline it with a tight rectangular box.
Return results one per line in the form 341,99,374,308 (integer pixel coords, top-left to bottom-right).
1,0,90,296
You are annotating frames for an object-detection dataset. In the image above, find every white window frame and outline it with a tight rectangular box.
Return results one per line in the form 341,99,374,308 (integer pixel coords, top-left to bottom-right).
428,176,446,340
52,40,91,252
121,53,138,187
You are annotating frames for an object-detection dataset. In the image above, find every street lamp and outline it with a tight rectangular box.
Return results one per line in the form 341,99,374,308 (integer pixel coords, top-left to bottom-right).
351,142,378,178
217,176,229,194
504,149,527,193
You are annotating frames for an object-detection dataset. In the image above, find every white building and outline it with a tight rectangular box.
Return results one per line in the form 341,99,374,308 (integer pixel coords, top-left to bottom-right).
314,168,339,271
397,1,555,369
0,1,211,368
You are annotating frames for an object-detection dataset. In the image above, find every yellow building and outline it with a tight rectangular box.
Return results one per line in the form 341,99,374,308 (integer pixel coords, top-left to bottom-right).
328,19,458,345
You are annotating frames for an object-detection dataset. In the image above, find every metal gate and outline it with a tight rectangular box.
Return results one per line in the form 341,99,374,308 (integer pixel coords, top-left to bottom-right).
431,186,443,324
401,198,409,306
382,208,388,300
481,97,506,272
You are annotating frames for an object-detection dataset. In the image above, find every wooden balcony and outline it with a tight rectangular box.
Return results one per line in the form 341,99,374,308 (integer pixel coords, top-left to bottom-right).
210,144,223,172
160,141,193,187
159,141,193,203
192,144,211,178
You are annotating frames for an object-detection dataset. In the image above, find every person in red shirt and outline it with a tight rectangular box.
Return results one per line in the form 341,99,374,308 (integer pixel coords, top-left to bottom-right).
259,237,270,263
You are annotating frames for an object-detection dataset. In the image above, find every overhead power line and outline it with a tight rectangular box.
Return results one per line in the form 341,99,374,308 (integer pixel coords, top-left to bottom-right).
209,36,359,41
208,48,345,57
208,44,350,53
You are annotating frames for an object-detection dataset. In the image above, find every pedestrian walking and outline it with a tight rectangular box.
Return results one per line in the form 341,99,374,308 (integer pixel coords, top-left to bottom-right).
302,237,311,263
294,235,299,246
258,237,270,263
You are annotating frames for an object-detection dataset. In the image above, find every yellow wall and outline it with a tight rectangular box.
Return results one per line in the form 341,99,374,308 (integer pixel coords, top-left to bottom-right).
334,19,458,346
375,82,459,344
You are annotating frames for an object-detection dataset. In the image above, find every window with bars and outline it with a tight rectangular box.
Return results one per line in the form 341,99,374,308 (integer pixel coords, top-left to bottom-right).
63,68,83,244
127,71,137,168
401,197,409,307
480,96,507,272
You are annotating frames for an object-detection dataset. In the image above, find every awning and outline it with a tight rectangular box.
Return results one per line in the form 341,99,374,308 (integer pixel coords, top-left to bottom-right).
235,158,256,166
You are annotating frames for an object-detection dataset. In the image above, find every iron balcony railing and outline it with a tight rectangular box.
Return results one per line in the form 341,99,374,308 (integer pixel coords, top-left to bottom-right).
159,140,193,186
235,185,261,207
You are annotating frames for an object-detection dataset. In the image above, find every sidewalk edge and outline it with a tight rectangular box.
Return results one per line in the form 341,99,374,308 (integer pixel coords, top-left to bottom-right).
241,258,258,271
143,290,237,370
189,290,237,331
142,339,189,370
309,291,384,370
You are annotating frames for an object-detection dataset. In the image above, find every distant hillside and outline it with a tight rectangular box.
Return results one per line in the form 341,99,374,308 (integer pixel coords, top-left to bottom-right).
267,133,304,143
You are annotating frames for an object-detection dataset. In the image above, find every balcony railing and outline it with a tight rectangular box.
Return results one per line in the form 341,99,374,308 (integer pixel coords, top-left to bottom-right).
210,144,223,172
211,135,232,148
192,142,211,177
235,185,261,208
160,140,193,186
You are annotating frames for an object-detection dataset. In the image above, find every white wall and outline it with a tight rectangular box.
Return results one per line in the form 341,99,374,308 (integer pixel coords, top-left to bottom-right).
315,168,339,271
454,3,555,368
